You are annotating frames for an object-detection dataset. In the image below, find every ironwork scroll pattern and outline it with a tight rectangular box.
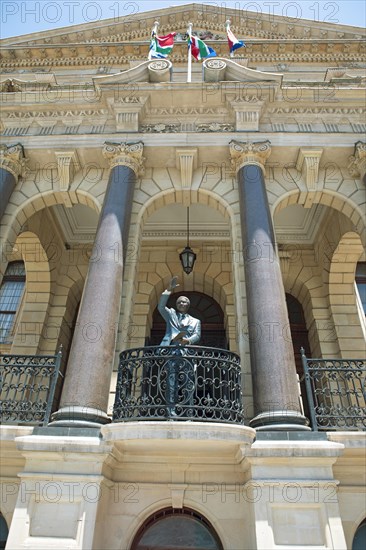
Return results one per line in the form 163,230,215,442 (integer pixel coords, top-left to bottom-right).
301,350,366,431
113,346,244,423
0,353,62,425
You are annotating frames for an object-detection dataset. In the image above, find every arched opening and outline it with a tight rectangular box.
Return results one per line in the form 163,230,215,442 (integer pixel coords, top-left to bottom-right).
286,293,311,418
352,519,366,550
148,291,227,349
131,508,223,550
0,513,8,550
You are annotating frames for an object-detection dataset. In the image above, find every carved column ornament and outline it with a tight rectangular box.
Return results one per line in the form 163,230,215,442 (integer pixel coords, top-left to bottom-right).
230,140,271,174
348,141,366,180
55,150,80,191
103,141,145,176
0,143,27,180
176,148,198,188
296,148,323,192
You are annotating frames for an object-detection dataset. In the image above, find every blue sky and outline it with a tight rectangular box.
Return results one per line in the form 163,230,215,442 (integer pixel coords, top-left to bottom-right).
1,1,365,39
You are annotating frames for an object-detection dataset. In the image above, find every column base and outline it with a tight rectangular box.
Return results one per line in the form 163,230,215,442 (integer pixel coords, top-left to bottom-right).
249,410,310,431
49,406,112,428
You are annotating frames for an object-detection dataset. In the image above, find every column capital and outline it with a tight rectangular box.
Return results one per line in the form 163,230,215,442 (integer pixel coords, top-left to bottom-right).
348,141,366,179
229,140,271,173
103,141,144,176
0,143,27,180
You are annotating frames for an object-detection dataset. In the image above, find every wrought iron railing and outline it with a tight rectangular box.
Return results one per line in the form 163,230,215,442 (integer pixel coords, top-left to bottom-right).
0,350,62,426
113,346,244,423
301,349,366,431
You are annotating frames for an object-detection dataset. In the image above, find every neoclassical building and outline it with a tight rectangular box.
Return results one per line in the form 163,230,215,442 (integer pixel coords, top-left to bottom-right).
0,3,365,549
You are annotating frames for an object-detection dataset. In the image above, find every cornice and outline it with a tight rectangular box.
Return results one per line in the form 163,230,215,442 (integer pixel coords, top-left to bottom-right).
1,43,364,69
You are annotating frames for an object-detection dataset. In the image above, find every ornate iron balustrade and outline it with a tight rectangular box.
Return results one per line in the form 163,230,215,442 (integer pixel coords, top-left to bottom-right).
301,349,366,431
113,346,244,423
0,350,62,426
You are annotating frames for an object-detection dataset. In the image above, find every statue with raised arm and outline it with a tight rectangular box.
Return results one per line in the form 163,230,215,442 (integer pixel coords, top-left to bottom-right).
158,276,201,417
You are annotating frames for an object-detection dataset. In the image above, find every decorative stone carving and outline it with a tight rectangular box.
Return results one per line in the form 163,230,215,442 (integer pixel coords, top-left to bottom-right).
229,140,271,173
229,98,263,131
141,124,179,133
109,96,148,132
203,58,226,82
148,59,172,83
176,149,198,188
296,148,323,192
103,142,145,176
196,122,234,132
54,151,80,191
348,141,366,180
0,143,27,179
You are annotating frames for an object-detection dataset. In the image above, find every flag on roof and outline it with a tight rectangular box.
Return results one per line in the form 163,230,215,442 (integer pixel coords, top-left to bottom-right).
189,35,217,61
227,27,245,53
148,32,176,60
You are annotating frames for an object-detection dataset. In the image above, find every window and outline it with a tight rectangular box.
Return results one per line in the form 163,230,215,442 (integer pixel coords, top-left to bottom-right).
355,262,366,315
0,261,26,344
132,508,223,550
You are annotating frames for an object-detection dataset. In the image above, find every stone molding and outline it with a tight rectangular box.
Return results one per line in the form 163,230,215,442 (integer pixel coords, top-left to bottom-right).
54,150,80,191
229,140,271,173
0,143,27,179
348,141,366,179
102,142,145,176
296,148,324,192
176,149,198,189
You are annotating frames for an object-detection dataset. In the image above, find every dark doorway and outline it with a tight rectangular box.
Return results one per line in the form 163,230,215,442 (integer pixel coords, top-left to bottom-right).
148,291,228,349
131,508,223,550
286,293,311,418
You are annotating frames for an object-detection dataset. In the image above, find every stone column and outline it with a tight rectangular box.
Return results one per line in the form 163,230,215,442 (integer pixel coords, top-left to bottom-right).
0,144,27,220
230,140,309,431
51,142,144,427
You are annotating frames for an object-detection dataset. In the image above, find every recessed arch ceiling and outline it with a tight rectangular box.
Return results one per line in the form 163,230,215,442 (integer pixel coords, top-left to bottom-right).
50,201,327,245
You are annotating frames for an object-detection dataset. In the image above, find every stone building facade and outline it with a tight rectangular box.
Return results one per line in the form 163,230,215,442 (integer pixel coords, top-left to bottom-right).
0,3,365,549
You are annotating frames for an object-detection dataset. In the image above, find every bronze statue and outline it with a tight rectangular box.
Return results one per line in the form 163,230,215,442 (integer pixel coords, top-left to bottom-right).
158,276,201,417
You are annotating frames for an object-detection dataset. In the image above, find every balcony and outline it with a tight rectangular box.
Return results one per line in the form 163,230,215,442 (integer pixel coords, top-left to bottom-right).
0,351,62,426
1,348,365,430
301,349,366,431
113,346,244,424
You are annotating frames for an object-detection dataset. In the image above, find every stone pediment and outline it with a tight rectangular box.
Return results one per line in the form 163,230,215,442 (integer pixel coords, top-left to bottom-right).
2,3,365,68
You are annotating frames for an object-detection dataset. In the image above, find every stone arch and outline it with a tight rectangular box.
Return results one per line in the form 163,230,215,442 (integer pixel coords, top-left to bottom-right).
5,231,51,355
1,189,101,267
272,190,365,248
126,272,234,351
38,274,85,356
329,231,365,357
282,263,340,358
120,188,243,355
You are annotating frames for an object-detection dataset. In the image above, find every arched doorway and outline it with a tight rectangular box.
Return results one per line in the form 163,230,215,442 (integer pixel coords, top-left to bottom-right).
286,293,311,418
131,508,223,550
148,292,227,349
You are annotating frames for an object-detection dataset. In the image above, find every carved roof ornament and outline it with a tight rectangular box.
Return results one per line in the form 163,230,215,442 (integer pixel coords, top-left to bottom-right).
0,143,28,179
229,140,271,173
103,142,145,177
348,141,366,180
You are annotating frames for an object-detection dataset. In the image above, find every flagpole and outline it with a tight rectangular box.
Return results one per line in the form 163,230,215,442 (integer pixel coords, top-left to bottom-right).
187,21,192,83
148,20,159,60
226,19,234,58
